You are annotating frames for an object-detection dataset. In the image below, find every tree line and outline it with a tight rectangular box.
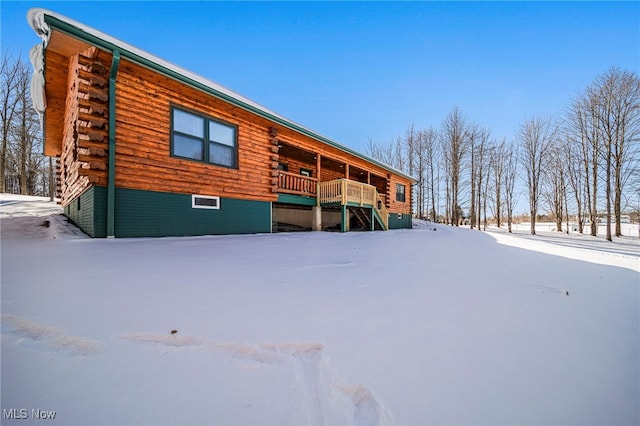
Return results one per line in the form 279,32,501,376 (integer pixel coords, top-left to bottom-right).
1,52,53,199
367,67,640,241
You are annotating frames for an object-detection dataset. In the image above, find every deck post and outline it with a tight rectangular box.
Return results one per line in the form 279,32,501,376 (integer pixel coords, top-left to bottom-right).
341,205,348,232
312,206,322,231
371,208,375,231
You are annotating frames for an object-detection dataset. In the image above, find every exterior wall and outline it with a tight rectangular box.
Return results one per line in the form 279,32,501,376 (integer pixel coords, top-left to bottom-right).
65,186,271,237
64,185,107,237
388,212,412,229
321,167,345,183
111,59,414,233
44,26,415,237
387,176,413,216
114,59,275,202
113,188,271,237
278,155,316,177
55,48,110,208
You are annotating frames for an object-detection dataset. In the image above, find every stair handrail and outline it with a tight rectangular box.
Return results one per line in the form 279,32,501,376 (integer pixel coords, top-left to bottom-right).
318,179,388,230
373,191,389,230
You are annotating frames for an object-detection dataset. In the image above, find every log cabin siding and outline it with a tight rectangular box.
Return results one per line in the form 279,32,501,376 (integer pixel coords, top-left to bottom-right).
278,155,315,177
58,52,85,206
55,48,111,208
111,58,413,214
320,167,346,184
387,176,412,215
114,59,275,202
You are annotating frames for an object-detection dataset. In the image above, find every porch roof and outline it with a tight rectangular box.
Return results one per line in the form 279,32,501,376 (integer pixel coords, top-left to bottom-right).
27,8,416,183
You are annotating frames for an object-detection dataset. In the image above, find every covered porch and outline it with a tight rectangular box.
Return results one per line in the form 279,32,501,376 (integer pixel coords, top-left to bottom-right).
272,143,390,232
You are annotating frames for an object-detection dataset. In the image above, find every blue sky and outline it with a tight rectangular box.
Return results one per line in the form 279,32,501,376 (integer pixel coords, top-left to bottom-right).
2,1,639,154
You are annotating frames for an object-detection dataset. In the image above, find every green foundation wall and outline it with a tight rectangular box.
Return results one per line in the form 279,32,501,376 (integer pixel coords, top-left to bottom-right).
388,213,412,230
64,186,107,237
64,186,271,238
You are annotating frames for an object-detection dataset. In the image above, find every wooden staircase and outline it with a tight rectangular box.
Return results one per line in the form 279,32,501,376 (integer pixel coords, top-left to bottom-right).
351,206,386,231
318,179,388,230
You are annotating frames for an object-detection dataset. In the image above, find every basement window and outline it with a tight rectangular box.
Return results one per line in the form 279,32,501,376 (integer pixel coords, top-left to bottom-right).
171,106,237,168
192,194,220,210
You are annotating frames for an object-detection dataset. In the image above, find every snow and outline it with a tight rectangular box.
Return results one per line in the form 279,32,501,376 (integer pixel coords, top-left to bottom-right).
1,194,639,425
486,225,639,272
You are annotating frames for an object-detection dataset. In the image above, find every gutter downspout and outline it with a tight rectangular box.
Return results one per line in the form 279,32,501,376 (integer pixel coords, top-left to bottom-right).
107,50,120,238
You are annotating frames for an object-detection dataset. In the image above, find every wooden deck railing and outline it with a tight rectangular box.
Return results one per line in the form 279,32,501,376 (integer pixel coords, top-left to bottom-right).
276,175,389,230
318,179,388,230
277,171,318,196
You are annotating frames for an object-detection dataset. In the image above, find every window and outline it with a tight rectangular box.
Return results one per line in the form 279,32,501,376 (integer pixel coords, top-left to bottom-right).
171,107,237,168
192,194,220,209
277,163,289,172
396,184,406,202
300,168,312,177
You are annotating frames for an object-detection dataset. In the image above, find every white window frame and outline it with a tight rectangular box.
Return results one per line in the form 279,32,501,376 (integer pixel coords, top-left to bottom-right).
192,194,220,210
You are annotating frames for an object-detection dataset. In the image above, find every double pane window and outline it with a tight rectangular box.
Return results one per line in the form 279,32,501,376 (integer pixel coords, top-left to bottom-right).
172,107,237,168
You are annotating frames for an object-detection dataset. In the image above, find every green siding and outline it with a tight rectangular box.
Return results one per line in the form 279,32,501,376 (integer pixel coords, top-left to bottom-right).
64,186,107,237
64,186,271,238
277,193,317,206
388,213,412,230
113,188,271,237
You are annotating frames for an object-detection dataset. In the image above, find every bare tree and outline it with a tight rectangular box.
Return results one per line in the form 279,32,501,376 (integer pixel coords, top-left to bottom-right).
468,125,478,228
11,60,42,195
571,88,601,236
593,68,640,238
367,138,400,170
1,52,22,193
490,140,506,228
562,127,587,233
519,116,556,235
441,107,469,226
543,140,566,232
422,127,440,221
473,128,490,230
481,147,492,231
414,129,429,218
403,124,420,216
503,146,518,233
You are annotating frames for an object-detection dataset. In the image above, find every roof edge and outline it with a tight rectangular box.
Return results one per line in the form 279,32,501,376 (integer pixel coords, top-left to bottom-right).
27,8,417,183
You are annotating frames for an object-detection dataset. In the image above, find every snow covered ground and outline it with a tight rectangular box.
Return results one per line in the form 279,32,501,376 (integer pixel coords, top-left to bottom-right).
1,194,638,426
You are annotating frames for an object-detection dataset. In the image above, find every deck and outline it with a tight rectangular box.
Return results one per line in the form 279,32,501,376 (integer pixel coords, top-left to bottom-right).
276,171,389,230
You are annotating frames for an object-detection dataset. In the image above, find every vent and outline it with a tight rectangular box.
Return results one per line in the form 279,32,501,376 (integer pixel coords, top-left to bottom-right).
192,195,220,210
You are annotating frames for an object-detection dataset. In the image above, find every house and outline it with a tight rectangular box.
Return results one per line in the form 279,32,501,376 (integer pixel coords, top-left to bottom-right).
28,9,416,238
